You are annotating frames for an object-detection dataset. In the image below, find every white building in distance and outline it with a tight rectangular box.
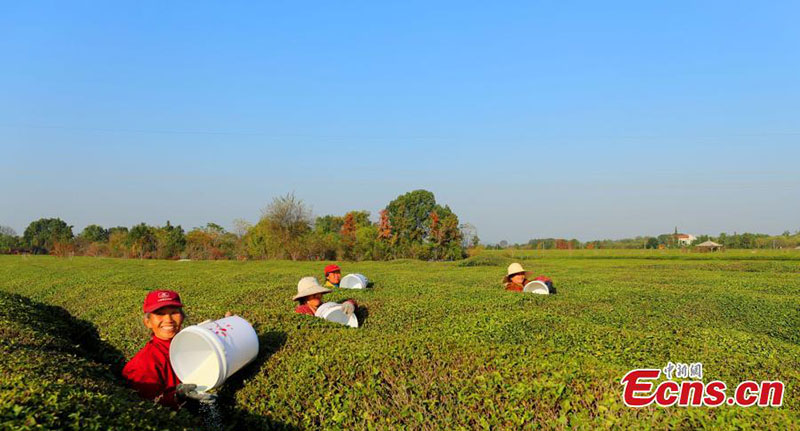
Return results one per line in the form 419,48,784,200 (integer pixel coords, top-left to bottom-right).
675,233,696,246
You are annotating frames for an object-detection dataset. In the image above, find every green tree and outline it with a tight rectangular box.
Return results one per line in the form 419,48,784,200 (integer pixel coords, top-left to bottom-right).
184,223,238,260
0,226,20,254
128,223,157,258
354,225,379,260
245,192,312,260
471,235,480,248
154,221,186,259
23,218,74,254
645,237,659,249
314,215,344,234
302,230,338,260
348,210,372,228
108,226,129,236
204,223,226,234
80,224,109,243
384,189,465,260
740,233,755,249
385,190,438,244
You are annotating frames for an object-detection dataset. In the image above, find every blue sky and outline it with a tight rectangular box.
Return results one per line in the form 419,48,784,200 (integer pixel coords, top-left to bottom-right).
2,1,798,243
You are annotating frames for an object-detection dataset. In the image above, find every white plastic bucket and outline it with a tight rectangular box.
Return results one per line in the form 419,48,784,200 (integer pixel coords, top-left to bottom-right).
340,273,368,289
169,316,259,392
315,302,359,328
523,280,550,295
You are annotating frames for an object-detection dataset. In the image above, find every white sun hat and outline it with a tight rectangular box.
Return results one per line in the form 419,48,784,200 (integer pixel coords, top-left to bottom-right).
503,262,533,283
292,276,332,301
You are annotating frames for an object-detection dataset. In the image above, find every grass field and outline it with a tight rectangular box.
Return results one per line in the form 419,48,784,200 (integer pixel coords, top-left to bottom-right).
1,250,799,429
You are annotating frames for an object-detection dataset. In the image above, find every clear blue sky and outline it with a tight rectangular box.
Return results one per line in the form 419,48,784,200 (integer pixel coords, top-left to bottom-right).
2,1,798,243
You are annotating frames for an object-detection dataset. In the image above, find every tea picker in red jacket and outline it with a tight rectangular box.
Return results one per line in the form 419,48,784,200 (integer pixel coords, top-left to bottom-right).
122,290,218,409
294,276,357,317
502,263,556,293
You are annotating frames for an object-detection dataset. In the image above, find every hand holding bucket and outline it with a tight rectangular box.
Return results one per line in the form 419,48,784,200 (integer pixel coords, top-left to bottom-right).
170,316,259,392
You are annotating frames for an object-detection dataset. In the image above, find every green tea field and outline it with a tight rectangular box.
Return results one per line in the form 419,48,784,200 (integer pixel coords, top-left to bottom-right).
2,250,799,430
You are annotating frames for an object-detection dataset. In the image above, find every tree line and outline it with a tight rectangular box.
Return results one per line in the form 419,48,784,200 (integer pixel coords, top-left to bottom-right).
0,190,470,261
487,230,800,251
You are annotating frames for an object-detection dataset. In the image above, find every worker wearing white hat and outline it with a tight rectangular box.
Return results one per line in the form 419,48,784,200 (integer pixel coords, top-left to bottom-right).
502,262,556,293
293,276,357,316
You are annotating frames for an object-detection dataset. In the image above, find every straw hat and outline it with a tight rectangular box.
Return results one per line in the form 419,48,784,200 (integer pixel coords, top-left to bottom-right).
293,276,332,301
503,262,532,283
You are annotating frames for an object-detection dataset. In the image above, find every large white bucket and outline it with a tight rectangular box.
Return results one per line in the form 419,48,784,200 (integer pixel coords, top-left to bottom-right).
315,302,359,328
340,273,369,289
169,316,259,392
523,280,550,295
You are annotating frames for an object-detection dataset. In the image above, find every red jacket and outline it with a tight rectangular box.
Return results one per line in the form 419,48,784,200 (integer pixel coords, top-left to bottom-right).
294,304,315,316
505,279,528,292
122,336,181,409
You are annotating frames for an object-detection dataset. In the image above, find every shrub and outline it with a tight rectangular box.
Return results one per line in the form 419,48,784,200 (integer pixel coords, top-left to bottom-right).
457,252,508,267
85,241,110,257
0,291,197,430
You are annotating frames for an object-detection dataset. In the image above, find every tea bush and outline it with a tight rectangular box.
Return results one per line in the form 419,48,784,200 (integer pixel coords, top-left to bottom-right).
0,291,197,430
0,252,799,429
456,253,509,267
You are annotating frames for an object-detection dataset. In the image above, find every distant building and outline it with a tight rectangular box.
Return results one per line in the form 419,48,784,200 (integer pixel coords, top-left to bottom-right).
674,233,696,246
695,240,724,252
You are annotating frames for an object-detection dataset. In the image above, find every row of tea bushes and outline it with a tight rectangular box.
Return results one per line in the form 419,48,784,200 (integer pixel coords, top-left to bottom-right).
0,292,197,431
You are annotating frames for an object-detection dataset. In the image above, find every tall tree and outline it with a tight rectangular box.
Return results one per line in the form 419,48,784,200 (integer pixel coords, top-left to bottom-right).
0,226,20,254
347,211,371,228
377,209,392,241
314,215,344,234
155,221,186,259
128,223,157,258
384,189,465,260
385,190,438,244
23,218,74,254
459,223,478,248
262,192,311,239
80,224,109,242
246,192,312,260
340,212,357,260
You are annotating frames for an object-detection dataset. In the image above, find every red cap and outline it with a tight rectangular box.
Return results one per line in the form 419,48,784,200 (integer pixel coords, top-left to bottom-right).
143,290,183,313
324,264,341,275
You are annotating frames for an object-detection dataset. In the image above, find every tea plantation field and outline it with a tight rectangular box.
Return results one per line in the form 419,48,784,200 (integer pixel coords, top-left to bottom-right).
1,250,799,429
